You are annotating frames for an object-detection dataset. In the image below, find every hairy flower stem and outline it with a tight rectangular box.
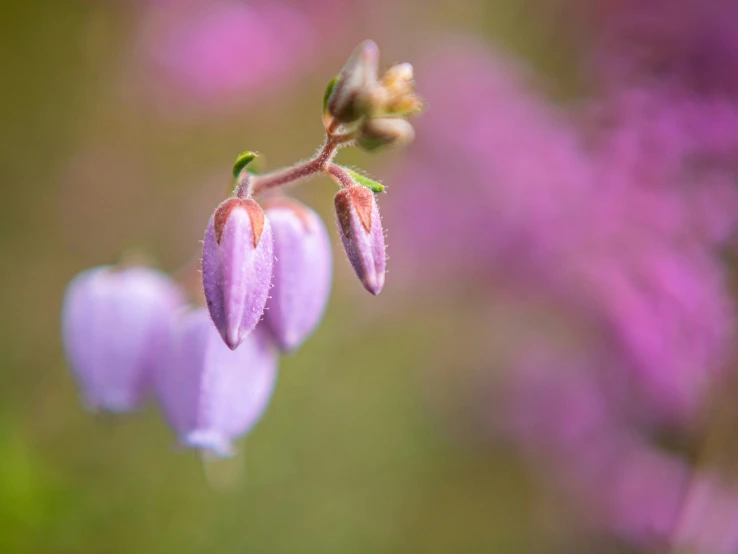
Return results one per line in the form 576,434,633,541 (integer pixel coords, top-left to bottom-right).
325,164,356,188
238,133,355,199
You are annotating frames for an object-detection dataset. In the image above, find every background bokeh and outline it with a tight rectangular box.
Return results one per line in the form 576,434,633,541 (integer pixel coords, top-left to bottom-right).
3,0,738,552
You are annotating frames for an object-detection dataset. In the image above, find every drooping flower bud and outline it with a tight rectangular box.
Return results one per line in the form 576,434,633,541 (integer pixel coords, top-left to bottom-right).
334,186,386,295
202,197,274,350
357,117,415,151
155,308,278,457
326,39,379,124
61,266,183,413
263,199,332,352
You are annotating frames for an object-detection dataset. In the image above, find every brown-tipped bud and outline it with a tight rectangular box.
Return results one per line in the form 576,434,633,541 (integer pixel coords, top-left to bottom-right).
357,118,415,151
202,198,274,350
334,187,386,295
327,40,379,124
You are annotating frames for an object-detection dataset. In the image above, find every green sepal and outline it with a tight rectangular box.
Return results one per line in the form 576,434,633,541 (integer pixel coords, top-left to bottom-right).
323,75,340,114
344,168,385,193
232,151,258,178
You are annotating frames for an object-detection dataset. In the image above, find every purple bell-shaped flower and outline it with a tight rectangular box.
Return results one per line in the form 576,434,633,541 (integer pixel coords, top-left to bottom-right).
263,199,333,352
155,307,278,457
202,197,274,350
334,186,386,295
61,265,183,412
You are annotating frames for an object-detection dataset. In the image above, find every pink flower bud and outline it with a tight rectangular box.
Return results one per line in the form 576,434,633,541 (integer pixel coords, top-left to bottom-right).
61,266,183,413
326,39,379,123
155,308,278,457
334,186,386,295
263,199,332,352
202,197,274,350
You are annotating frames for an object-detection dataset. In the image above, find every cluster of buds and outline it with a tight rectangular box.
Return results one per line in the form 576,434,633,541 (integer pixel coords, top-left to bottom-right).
325,40,422,151
60,41,422,461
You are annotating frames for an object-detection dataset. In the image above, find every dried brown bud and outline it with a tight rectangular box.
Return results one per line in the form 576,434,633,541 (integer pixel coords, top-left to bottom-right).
326,40,379,124
357,118,415,151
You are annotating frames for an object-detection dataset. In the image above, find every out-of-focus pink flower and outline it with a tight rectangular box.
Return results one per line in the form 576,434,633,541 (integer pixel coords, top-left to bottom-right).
388,41,594,281
388,35,738,549
61,265,183,412
387,38,738,424
503,352,738,552
125,0,353,113
582,0,738,95
155,307,278,457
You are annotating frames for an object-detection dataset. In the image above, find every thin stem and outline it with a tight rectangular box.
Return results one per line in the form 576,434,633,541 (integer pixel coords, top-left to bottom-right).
249,160,322,196
325,163,356,189
326,118,342,135
330,131,356,144
235,173,252,199
249,136,341,196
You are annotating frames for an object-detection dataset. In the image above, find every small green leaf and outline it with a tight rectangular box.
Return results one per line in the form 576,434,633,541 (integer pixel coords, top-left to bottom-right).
323,75,340,114
345,168,385,193
232,151,258,178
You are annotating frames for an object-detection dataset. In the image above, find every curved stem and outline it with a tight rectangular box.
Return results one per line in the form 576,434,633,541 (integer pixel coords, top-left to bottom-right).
325,163,356,189
250,136,341,196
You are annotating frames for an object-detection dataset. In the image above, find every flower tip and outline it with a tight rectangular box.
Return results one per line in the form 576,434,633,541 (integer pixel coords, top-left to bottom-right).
358,39,379,57
363,274,384,296
183,430,235,458
224,327,242,351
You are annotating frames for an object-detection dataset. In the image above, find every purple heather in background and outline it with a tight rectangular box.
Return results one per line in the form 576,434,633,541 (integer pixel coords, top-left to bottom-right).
155,308,278,457
389,36,737,424
202,197,274,350
61,266,183,413
504,350,738,552
384,0,738,547
334,186,386,296
263,199,333,353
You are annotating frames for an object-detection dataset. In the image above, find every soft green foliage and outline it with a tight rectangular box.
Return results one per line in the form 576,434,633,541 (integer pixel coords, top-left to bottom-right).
232,151,258,178
322,75,340,114
343,167,385,193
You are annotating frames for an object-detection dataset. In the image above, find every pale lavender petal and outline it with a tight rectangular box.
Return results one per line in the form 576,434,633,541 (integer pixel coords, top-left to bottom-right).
61,265,183,412
264,200,332,352
155,308,278,457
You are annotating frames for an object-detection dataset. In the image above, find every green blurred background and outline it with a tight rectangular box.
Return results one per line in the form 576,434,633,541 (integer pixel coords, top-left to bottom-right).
0,1,581,552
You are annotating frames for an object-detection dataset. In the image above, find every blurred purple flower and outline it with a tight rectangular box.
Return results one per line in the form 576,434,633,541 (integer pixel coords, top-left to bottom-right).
388,38,738,424
155,307,278,457
387,32,738,550
61,265,183,412
503,351,738,552
582,0,738,96
263,199,332,353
